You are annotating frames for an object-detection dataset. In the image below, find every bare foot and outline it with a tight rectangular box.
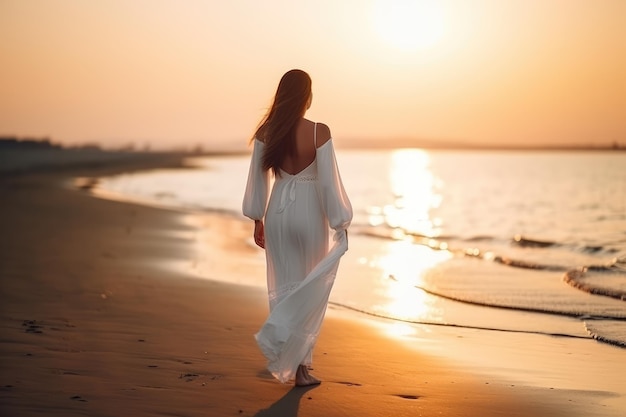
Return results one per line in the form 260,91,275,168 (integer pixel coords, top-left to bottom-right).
295,365,321,386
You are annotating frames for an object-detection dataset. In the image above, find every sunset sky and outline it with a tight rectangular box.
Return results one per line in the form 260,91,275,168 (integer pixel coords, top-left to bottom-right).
1,0,625,150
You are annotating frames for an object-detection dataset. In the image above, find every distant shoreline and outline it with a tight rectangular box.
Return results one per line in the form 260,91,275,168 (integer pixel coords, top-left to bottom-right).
0,147,193,176
2,137,624,160
335,139,626,152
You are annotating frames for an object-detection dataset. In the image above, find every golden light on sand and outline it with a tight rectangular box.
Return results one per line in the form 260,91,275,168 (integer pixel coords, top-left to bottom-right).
372,0,445,50
377,241,452,338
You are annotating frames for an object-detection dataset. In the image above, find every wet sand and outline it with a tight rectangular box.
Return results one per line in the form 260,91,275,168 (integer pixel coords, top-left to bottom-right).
0,157,623,416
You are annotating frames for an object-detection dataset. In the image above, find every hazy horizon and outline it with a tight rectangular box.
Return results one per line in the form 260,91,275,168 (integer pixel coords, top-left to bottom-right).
1,0,625,150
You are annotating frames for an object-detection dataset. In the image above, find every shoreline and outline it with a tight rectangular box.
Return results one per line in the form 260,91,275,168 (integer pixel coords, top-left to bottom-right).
1,159,624,416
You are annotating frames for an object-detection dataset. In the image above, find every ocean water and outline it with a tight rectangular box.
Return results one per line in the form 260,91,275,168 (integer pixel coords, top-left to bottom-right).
94,149,626,348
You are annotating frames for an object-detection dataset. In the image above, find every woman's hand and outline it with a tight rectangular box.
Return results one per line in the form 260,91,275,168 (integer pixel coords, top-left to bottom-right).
254,220,265,249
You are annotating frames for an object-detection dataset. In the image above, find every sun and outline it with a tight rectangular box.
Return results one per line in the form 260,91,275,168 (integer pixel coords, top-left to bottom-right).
372,0,445,50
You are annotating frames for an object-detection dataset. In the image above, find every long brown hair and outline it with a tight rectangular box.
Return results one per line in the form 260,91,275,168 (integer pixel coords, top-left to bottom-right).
254,69,312,176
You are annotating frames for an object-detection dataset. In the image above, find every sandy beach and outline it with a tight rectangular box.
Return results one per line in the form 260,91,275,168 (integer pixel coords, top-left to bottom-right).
1,156,624,417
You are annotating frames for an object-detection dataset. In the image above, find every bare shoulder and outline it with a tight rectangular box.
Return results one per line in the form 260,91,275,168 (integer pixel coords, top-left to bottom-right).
315,122,332,148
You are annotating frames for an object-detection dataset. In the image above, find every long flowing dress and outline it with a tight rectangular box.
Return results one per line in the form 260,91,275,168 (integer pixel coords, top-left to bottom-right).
242,131,352,383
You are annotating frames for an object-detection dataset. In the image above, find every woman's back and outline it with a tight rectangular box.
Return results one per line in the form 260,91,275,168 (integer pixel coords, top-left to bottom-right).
279,119,331,175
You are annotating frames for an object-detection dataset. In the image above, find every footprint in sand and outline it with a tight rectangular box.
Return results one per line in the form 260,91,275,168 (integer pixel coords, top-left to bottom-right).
22,320,43,334
179,373,199,382
395,394,420,400
336,381,362,387
70,395,87,402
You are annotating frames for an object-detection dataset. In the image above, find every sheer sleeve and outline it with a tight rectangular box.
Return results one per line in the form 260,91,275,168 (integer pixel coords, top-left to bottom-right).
242,139,269,220
316,139,353,231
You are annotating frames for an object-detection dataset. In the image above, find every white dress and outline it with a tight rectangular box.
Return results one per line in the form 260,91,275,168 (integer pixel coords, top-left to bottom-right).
242,127,352,383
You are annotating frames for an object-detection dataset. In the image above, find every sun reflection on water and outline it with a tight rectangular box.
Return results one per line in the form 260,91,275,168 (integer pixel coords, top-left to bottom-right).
368,149,452,338
369,149,443,237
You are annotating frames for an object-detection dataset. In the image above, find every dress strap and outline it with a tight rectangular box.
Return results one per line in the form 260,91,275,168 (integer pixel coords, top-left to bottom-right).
313,122,317,148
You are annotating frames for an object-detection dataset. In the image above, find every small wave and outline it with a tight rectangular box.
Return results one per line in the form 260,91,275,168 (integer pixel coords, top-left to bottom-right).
403,230,457,242
581,245,607,253
503,234,619,258
490,255,566,271
408,281,626,320
362,226,619,260
358,226,453,251
512,235,556,248
512,235,618,256
460,248,568,271
564,268,626,301
586,265,618,272
585,319,626,348
328,302,592,340
588,333,626,348
358,227,577,271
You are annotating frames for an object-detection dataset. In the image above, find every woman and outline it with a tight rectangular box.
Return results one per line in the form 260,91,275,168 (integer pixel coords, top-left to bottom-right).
242,69,352,386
